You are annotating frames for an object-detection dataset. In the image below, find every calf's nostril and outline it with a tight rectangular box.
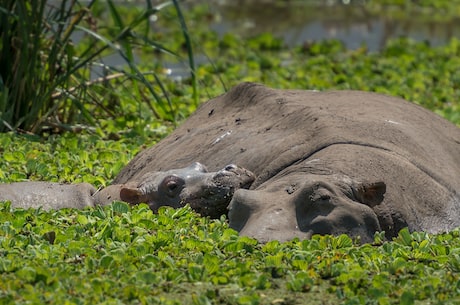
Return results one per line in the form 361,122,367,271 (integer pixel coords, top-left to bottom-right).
224,164,237,171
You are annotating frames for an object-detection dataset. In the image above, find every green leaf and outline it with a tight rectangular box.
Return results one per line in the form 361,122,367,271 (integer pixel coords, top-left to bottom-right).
397,228,413,246
76,214,88,225
261,240,281,254
135,271,159,284
111,201,130,214
236,293,260,305
92,205,107,219
333,234,353,248
286,271,313,292
264,253,283,268
16,267,37,283
400,291,415,305
100,255,114,268
188,264,204,281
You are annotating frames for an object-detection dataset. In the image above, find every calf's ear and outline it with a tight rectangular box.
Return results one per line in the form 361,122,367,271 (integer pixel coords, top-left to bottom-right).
120,186,144,204
352,181,386,207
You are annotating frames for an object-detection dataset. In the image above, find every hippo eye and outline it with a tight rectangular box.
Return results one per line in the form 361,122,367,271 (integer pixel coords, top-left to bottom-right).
161,175,184,197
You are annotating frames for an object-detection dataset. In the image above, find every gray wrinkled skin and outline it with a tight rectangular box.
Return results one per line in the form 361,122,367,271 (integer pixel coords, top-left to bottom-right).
115,83,460,243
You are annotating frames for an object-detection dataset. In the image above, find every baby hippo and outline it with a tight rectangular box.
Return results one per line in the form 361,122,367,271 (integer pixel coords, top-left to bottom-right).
93,162,255,218
0,163,255,219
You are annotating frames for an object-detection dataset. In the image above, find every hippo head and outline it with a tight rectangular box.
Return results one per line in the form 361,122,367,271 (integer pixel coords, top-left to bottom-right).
227,173,386,243
119,162,255,218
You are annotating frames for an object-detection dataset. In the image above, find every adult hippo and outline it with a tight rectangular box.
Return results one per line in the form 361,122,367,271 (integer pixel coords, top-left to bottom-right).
0,163,255,218
114,82,460,243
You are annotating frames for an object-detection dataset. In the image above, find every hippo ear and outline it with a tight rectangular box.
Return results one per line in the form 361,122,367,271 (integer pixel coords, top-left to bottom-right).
120,186,144,204
352,181,386,207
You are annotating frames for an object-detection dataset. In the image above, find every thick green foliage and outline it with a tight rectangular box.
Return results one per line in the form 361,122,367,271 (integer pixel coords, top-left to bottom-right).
0,131,168,186
1,201,460,304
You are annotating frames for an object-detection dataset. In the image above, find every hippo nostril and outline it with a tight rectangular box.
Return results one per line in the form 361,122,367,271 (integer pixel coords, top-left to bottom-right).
224,164,238,171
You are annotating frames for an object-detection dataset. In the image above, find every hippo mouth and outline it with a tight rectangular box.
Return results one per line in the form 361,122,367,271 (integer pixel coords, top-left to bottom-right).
183,164,255,218
212,164,255,189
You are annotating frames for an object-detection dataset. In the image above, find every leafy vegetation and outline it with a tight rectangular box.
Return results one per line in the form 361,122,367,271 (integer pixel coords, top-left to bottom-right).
1,0,460,304
1,201,460,304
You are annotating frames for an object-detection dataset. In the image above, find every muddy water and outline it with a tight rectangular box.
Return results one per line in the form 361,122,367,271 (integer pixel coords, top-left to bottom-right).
204,1,460,51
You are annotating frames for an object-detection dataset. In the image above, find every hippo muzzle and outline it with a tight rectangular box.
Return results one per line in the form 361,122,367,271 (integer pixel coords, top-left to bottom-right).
228,173,385,243
180,164,255,218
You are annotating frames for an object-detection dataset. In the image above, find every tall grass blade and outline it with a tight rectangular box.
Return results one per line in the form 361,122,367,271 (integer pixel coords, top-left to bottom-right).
172,0,198,106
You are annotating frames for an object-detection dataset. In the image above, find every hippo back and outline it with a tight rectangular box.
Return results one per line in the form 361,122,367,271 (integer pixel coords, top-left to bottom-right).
114,83,460,196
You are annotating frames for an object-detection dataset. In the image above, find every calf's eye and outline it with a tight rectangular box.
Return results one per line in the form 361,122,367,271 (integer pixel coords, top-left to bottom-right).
161,175,184,197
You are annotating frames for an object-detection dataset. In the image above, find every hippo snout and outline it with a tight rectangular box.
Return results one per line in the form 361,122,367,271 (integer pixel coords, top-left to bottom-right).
112,163,255,219
214,164,256,189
